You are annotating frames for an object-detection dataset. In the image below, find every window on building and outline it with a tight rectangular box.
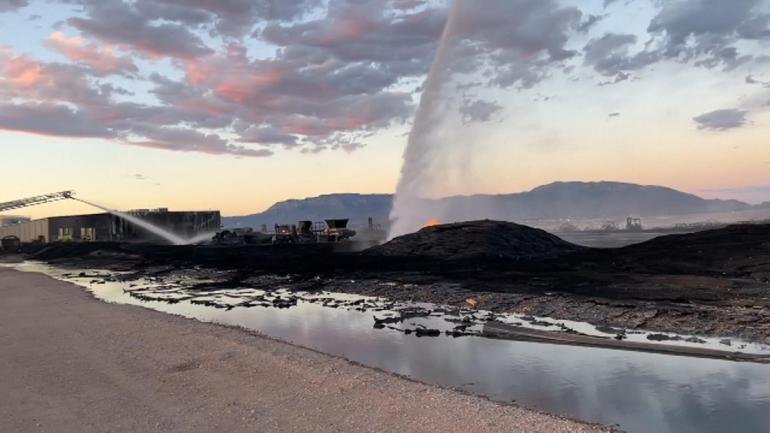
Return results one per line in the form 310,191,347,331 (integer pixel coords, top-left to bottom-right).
81,227,96,241
58,227,73,241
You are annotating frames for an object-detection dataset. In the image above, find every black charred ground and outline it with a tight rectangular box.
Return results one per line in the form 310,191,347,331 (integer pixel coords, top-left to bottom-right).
15,220,770,342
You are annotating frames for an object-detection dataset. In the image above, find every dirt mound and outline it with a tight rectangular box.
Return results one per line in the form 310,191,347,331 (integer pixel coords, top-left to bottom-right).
610,223,770,277
366,220,581,260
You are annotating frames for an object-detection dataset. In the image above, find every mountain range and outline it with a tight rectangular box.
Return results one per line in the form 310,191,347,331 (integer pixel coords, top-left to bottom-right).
223,181,769,228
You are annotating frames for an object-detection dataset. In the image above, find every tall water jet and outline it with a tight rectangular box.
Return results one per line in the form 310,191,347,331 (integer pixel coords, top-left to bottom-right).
388,0,464,238
72,197,189,245
387,0,770,238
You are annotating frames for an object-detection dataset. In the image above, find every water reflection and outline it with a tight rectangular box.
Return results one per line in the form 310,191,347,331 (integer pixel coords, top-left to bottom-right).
13,263,770,433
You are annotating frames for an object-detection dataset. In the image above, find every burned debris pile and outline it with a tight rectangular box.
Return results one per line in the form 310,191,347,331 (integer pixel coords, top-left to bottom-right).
366,220,582,261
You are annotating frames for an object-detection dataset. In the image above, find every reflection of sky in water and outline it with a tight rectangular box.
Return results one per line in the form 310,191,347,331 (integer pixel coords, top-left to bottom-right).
11,262,770,433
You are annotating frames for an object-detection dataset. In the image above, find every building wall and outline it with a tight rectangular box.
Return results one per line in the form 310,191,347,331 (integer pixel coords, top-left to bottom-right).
125,211,221,241
0,219,50,242
48,214,115,242
0,211,222,242
0,216,31,227
0,211,221,244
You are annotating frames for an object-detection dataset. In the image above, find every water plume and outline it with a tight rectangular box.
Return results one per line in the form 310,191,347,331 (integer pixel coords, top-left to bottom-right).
388,0,465,238
183,231,218,245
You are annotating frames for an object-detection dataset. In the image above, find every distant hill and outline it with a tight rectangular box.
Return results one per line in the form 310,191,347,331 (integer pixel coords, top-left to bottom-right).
223,181,758,228
436,181,751,221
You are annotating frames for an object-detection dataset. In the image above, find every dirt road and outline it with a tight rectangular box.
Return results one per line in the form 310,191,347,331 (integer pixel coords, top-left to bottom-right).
0,267,616,433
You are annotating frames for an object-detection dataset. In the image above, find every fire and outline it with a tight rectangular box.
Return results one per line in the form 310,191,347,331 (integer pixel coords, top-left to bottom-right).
423,218,440,228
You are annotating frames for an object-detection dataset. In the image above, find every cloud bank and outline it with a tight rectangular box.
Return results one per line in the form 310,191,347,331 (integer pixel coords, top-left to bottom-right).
0,0,767,157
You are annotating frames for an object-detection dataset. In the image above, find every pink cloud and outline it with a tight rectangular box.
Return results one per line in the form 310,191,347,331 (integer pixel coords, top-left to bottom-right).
213,67,286,103
183,60,215,85
183,44,288,102
2,53,45,88
45,32,137,76
0,48,110,107
0,1,432,156
327,115,371,130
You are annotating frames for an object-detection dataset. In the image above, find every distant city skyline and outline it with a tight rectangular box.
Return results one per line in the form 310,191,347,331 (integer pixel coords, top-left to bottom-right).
1,0,769,218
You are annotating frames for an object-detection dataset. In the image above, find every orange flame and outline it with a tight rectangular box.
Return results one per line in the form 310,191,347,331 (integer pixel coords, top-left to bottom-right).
423,218,440,228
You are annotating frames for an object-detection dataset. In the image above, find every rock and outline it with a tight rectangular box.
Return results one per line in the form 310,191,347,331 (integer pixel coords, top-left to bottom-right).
736,315,760,323
373,315,401,325
445,330,473,338
400,308,431,320
647,333,681,342
523,316,555,327
445,316,474,325
272,297,298,309
414,328,441,337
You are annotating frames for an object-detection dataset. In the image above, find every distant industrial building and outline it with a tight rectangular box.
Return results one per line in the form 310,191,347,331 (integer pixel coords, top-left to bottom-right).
0,209,221,243
0,215,30,227
626,217,643,231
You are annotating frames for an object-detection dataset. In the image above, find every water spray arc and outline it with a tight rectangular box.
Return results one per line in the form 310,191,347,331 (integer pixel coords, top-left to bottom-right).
1,190,211,246
70,197,191,246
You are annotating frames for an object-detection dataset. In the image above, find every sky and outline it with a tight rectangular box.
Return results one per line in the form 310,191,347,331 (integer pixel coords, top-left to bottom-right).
0,0,769,219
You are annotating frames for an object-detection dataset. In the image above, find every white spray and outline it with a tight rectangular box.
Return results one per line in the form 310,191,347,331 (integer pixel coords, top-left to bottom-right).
388,0,464,238
72,197,191,245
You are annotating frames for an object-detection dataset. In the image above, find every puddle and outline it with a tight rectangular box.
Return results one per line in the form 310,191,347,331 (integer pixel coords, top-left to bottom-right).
9,262,770,433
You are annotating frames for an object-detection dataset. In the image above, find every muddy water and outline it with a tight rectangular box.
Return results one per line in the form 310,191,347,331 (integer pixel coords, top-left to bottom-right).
13,262,770,433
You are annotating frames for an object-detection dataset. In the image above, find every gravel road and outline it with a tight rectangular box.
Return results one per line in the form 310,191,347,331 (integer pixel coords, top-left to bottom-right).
0,267,618,433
